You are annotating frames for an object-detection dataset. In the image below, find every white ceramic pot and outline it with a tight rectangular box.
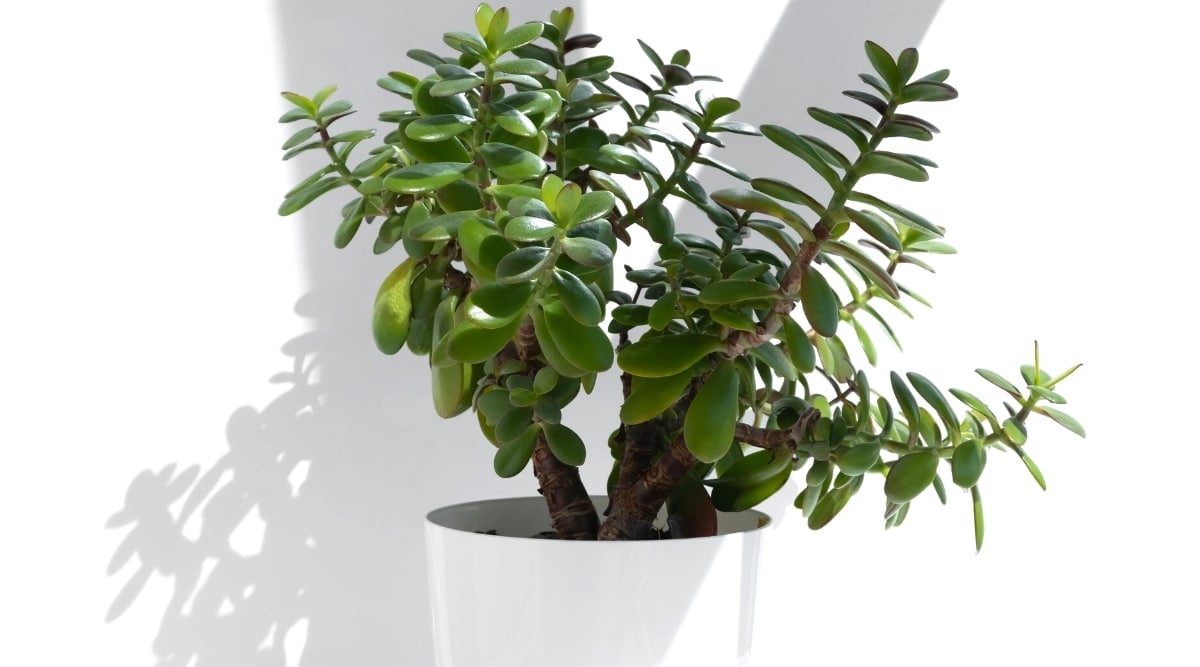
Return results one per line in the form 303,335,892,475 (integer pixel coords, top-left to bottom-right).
425,495,770,667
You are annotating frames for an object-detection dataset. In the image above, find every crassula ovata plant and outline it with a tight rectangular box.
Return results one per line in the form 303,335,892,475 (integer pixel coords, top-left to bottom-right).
277,3,1085,548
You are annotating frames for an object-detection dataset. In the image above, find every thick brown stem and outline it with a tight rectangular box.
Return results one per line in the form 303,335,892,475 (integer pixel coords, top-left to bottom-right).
598,435,697,540
532,435,599,539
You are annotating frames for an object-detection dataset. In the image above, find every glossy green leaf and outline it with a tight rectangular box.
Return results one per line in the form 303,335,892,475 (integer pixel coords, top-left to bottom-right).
371,258,417,355
1002,418,1028,446
807,107,867,151
971,485,985,552
560,237,613,267
884,450,939,503
951,439,986,488
479,143,547,180
889,371,921,432
906,372,959,436
542,301,613,373
504,215,559,242
491,104,538,138
495,246,553,284
836,440,881,476
406,210,480,242
458,218,513,281
531,305,587,378
711,457,791,512
384,162,473,194
807,484,854,529
1012,445,1046,490
848,191,942,237
750,177,827,218
618,333,723,378
430,75,484,97
569,191,616,226
542,423,586,466
698,279,778,305
800,267,839,337
647,290,678,331
494,58,551,75
278,176,342,215
494,424,539,477
710,188,813,241
620,371,693,425
847,208,903,251
552,268,604,326
684,360,740,463
445,315,522,364
498,22,545,54
781,317,816,373
976,368,1022,398
642,199,676,244
465,281,534,329
864,40,900,92
760,124,842,192
860,151,929,182
749,343,796,382
820,240,899,298
405,114,475,142
1034,406,1086,437
949,388,1000,429
900,80,958,103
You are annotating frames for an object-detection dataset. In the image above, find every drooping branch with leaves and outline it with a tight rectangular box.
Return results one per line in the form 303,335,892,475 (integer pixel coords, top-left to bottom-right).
277,4,1084,549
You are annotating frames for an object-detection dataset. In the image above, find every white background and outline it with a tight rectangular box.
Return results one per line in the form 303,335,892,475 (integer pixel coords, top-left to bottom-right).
1,1,1195,665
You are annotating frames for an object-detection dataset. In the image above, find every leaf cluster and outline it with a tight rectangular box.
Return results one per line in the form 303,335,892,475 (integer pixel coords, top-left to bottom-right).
276,4,1084,549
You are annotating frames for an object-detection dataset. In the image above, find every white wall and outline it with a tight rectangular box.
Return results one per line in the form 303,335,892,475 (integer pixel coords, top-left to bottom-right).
1,1,1194,666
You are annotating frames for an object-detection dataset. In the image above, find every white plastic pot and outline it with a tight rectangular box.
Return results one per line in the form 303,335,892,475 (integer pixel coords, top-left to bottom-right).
425,495,770,667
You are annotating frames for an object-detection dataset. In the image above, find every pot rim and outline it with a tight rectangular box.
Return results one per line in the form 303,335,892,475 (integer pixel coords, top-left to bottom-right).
425,495,772,542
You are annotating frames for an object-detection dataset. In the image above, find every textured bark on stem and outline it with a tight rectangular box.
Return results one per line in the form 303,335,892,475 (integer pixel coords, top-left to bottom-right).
532,435,600,540
597,436,697,540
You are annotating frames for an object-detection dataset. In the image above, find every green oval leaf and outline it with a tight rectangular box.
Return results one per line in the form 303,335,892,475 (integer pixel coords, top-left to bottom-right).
384,162,473,194
406,210,481,242
479,143,548,181
781,317,816,373
951,439,986,488
446,316,522,364
618,333,723,378
860,151,929,182
684,360,740,463
542,423,586,466
504,215,560,242
620,371,694,425
465,281,534,329
492,104,537,138
800,266,839,337
835,440,880,476
542,301,613,373
406,114,475,142
884,450,939,503
1034,406,1086,438
531,305,587,378
494,424,539,477
371,258,417,355
906,371,959,436
498,22,545,54
570,191,616,227
698,279,779,305
552,269,604,326
495,246,553,284
560,236,613,267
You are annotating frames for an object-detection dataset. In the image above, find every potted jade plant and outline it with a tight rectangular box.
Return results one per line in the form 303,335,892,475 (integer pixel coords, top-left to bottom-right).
277,4,1085,665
